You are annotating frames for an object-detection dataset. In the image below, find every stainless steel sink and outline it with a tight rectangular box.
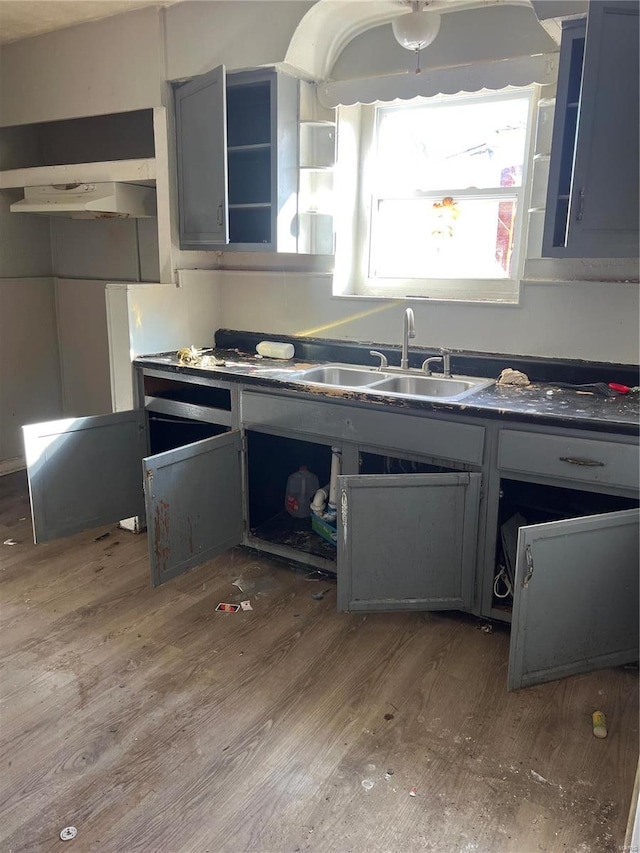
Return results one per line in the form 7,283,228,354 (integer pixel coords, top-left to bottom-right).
292,365,385,387
290,363,494,401
369,374,492,400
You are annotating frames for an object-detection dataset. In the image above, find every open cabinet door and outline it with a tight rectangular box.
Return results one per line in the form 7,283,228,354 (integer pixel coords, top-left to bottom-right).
508,508,639,691
174,63,229,249
337,473,481,612
145,430,244,587
23,411,147,543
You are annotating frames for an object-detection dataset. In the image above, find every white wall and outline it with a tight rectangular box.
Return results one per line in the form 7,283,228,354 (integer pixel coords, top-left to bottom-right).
164,1,313,80
50,218,160,283
214,271,640,365
55,279,112,417
0,6,164,126
0,278,62,466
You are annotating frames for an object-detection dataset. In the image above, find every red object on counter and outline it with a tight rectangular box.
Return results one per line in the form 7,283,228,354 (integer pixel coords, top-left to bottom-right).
608,383,631,394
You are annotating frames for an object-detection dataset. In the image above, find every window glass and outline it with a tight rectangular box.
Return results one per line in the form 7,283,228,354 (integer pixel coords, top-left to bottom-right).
374,98,530,194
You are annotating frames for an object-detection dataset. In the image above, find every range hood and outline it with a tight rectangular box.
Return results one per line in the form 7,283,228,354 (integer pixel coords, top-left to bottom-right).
10,182,156,218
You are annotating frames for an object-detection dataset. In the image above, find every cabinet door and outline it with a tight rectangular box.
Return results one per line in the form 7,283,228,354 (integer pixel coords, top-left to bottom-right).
144,430,244,587
543,2,639,257
174,64,229,249
337,473,481,612
508,508,639,691
23,410,147,543
569,1,639,257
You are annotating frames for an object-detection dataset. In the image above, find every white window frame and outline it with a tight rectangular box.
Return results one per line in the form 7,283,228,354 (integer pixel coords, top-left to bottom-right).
334,87,539,303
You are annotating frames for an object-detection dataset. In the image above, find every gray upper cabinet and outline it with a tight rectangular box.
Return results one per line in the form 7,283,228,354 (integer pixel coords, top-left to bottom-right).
543,1,639,257
337,472,481,612
174,65,299,252
508,508,639,690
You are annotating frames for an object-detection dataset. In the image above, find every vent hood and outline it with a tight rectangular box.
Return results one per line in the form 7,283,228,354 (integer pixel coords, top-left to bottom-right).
10,182,156,218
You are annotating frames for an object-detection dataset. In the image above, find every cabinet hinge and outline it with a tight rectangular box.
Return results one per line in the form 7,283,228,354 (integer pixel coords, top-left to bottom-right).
576,188,585,222
522,544,534,587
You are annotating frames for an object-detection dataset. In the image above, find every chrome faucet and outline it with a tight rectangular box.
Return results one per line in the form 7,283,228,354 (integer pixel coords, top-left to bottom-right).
401,308,415,370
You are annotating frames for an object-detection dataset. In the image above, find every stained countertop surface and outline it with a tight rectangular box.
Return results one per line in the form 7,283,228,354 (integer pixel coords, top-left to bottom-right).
134,349,640,436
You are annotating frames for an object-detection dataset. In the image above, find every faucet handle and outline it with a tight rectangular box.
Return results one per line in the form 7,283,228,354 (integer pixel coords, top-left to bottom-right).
370,350,388,370
439,348,452,377
421,356,443,376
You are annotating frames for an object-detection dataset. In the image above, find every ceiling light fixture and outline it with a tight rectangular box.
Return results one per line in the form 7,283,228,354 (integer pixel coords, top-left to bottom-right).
392,1,441,73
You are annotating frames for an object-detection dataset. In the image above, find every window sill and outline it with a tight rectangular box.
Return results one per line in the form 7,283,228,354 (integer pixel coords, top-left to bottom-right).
336,277,521,305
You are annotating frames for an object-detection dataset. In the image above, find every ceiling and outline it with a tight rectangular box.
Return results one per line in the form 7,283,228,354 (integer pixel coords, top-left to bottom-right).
0,0,183,45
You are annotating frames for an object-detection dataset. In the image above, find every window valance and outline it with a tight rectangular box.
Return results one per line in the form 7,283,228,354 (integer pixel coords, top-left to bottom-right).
318,52,558,108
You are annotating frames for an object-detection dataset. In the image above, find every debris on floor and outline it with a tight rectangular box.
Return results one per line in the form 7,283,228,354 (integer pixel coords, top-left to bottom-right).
312,588,332,601
59,826,77,841
216,603,240,613
592,710,608,738
240,600,253,611
361,779,374,791
480,623,493,634
94,531,110,541
409,787,418,797
3,538,18,546
385,769,394,781
530,770,551,785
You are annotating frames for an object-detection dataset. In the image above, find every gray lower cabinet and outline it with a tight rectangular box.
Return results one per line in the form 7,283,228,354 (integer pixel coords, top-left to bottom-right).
21,376,639,692
22,411,244,585
493,426,639,690
22,410,148,543
144,432,244,587
337,472,481,612
508,508,638,690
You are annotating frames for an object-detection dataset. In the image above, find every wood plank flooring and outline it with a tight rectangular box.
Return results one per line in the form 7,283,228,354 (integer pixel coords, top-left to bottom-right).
0,471,637,853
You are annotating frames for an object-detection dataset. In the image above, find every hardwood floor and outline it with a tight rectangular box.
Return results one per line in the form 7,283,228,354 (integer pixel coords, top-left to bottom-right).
0,471,637,853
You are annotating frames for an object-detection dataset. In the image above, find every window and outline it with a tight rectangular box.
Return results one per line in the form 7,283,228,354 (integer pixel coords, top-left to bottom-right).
334,88,537,302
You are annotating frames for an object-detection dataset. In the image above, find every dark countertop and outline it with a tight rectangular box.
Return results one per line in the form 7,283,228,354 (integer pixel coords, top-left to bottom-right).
134,347,640,437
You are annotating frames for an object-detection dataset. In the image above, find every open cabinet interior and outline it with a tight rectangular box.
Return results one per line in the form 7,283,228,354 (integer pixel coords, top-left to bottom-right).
148,413,228,455
493,478,639,616
246,430,337,564
359,450,460,476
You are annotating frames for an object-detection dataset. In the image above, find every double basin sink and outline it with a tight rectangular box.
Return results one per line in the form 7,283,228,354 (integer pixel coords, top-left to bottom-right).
281,363,495,402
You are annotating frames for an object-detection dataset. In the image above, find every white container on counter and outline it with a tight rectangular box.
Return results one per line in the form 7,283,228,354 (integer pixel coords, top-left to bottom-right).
256,340,295,359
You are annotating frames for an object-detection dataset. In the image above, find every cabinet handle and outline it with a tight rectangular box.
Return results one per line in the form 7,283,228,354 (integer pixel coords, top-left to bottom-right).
576,188,585,222
559,456,605,467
